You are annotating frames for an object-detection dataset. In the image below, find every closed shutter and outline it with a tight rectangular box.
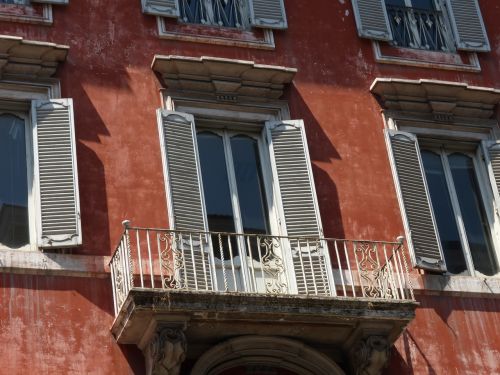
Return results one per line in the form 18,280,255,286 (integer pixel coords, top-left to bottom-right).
351,0,393,41
482,141,500,215
445,0,490,52
141,0,180,18
266,120,334,296
157,110,213,291
32,99,81,248
31,0,69,4
385,130,446,272
249,0,287,29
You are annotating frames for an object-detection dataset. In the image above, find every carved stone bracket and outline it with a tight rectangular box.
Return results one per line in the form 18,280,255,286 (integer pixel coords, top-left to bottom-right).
349,336,390,375
144,326,187,375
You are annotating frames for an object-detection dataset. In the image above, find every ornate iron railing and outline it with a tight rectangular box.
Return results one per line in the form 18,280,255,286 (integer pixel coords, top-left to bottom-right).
179,0,249,29
110,221,414,315
386,5,454,52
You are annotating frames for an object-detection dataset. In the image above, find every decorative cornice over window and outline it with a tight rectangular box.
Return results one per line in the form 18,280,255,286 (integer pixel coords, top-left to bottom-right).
152,55,296,102
371,78,500,119
0,35,68,78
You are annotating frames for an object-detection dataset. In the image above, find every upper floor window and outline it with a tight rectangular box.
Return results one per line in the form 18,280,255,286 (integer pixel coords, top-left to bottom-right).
384,0,454,51
0,0,29,4
351,0,491,53
179,0,250,29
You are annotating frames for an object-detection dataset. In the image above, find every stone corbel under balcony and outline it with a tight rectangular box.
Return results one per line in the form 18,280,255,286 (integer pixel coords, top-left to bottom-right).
151,55,297,103
371,78,500,121
0,35,68,79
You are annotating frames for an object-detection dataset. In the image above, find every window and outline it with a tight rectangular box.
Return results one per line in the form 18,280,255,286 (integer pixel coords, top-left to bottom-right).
141,0,287,30
179,0,250,29
0,0,29,4
352,0,491,52
421,146,498,276
384,0,454,51
0,99,81,251
0,113,30,249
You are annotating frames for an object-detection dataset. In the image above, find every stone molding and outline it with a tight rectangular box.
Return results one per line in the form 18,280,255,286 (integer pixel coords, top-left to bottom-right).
144,326,187,375
0,35,68,79
152,55,296,102
191,335,345,375
370,78,500,119
350,336,390,375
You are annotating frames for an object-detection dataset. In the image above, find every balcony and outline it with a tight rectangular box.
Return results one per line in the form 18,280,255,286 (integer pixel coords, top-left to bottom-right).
110,222,417,374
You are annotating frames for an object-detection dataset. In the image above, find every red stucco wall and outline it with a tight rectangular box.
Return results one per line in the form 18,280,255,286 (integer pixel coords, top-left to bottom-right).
0,0,499,373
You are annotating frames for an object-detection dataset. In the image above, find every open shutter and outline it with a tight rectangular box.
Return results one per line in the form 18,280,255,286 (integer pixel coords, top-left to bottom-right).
482,141,500,215
266,120,334,296
157,110,213,291
385,130,446,272
31,0,69,4
351,0,393,41
141,0,180,17
32,99,81,248
249,0,287,30
445,0,490,52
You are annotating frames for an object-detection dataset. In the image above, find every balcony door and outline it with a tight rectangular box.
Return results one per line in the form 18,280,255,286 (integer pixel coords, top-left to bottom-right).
197,128,282,293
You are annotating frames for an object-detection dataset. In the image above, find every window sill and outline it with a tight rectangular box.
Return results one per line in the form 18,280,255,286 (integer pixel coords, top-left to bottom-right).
0,3,52,25
410,272,500,297
372,41,481,72
157,16,275,50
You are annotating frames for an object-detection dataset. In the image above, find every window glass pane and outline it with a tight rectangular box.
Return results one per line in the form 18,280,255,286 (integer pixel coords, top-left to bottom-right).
197,132,235,233
0,114,29,248
410,0,434,10
448,153,498,276
385,0,406,7
421,150,467,274
230,135,269,235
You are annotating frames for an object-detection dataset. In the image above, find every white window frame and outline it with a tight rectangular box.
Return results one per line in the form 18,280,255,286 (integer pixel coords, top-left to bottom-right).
0,78,60,253
387,114,500,277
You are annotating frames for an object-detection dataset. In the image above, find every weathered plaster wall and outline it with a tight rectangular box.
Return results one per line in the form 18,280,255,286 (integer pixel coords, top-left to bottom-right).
0,0,498,373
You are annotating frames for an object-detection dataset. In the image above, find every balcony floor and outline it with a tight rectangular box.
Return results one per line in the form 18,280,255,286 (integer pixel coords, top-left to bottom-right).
112,288,417,365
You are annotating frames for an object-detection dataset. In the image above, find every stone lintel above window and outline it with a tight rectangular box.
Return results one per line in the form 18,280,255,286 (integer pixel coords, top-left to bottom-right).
371,78,500,120
152,55,296,102
0,35,68,79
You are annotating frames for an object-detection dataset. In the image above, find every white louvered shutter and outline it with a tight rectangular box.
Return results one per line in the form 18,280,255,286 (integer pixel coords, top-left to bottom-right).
482,141,500,215
445,0,490,52
32,99,81,248
141,0,180,17
266,120,334,296
385,130,446,272
249,0,287,29
31,0,68,4
157,110,213,291
351,0,393,41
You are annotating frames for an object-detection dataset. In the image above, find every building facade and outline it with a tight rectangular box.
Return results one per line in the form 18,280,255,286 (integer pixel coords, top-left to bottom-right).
0,0,499,374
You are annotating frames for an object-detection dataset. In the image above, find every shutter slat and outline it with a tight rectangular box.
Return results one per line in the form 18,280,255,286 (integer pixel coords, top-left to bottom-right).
386,130,445,271
267,120,334,296
141,0,180,17
33,99,81,248
249,0,287,29
31,0,69,4
351,0,393,41
482,141,500,216
445,0,490,52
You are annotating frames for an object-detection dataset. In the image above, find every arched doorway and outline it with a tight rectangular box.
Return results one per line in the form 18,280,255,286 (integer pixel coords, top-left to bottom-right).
192,336,345,375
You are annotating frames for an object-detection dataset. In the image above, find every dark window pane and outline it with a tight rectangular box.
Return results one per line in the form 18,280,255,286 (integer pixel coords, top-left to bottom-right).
197,132,235,233
0,114,29,248
411,0,434,10
197,132,236,259
230,135,269,235
448,153,498,276
385,0,406,6
422,150,467,274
